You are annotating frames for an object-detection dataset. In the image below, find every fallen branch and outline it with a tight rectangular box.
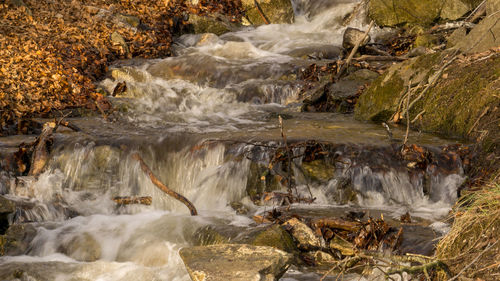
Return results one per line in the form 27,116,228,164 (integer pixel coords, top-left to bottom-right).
311,218,360,232
113,196,152,206
335,20,375,80
254,0,270,25
352,55,406,62
132,153,198,216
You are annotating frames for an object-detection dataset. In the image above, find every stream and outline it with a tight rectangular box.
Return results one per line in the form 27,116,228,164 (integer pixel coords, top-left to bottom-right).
0,1,466,280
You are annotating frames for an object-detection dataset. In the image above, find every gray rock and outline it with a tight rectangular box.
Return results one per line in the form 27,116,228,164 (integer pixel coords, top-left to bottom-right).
188,15,239,36
441,0,471,20
1,223,37,256
284,45,341,60
455,14,500,53
58,232,101,262
179,244,292,281
342,27,370,49
242,0,294,26
282,218,323,250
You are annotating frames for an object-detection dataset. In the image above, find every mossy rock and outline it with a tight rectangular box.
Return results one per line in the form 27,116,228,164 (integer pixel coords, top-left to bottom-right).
0,223,37,256
368,0,442,27
368,0,480,27
242,0,294,26
246,162,282,201
355,50,500,151
194,224,298,254
234,224,298,254
301,160,335,183
188,14,238,36
414,34,439,48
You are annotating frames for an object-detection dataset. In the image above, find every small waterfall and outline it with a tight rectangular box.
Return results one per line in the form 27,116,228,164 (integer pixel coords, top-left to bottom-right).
0,1,467,280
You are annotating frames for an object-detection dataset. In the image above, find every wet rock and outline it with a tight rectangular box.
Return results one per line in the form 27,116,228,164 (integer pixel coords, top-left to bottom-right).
329,236,355,256
414,33,439,48
234,224,298,254
368,0,480,27
0,196,15,235
246,162,282,202
193,225,236,246
301,160,335,183
242,0,294,26
342,27,371,49
111,67,149,84
194,224,297,254
441,0,472,20
284,45,341,60
355,50,500,147
282,218,323,250
179,244,292,281
454,14,500,53
58,232,101,262
0,223,37,256
187,14,239,36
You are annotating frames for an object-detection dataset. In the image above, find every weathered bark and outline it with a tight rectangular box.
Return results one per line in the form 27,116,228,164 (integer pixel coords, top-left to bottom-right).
132,153,198,215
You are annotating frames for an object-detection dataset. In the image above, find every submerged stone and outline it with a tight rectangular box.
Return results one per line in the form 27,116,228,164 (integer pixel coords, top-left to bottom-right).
179,244,292,281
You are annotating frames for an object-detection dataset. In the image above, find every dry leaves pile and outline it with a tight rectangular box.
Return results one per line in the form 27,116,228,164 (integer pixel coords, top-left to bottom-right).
0,0,243,135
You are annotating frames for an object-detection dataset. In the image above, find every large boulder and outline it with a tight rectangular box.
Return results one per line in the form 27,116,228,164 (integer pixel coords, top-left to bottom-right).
454,13,500,53
242,0,294,26
368,0,482,27
355,50,500,150
179,244,292,281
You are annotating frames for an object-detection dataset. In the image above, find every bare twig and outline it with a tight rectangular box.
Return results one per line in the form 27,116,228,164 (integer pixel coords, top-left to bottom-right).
335,20,375,80
403,82,412,148
113,196,152,205
254,0,270,25
132,153,198,216
467,106,490,135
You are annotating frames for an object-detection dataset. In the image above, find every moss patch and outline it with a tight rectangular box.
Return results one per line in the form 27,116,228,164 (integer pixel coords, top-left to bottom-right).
243,0,294,26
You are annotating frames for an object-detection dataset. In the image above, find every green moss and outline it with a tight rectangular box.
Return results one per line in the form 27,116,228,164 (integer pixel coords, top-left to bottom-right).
251,225,297,253
188,15,232,36
244,0,294,26
416,56,500,145
354,73,405,122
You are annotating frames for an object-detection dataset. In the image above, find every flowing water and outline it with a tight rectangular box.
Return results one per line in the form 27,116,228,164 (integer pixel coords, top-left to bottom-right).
0,1,466,280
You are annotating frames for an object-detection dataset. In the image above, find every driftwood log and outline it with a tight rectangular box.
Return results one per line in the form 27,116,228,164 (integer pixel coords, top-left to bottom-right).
132,153,198,216
113,196,153,206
